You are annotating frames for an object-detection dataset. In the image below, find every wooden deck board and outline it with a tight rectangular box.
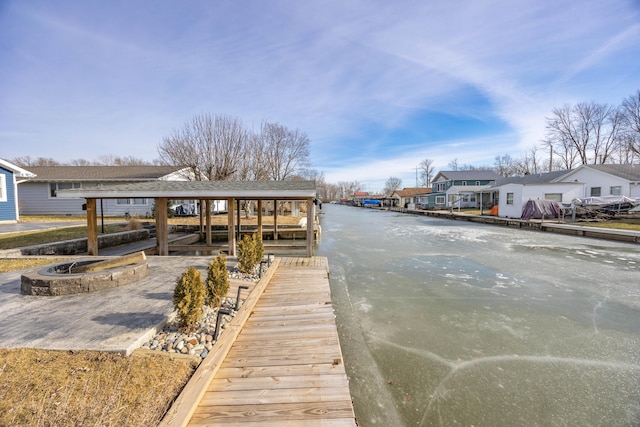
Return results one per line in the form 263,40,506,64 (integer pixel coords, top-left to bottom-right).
186,256,356,427
188,401,355,426
208,374,350,391
215,363,347,379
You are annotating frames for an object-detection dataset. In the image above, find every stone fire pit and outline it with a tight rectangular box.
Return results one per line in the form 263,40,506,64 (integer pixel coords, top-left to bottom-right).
21,252,149,296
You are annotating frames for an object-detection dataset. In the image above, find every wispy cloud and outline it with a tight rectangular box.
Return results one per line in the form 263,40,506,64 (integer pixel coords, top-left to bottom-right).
1,0,638,182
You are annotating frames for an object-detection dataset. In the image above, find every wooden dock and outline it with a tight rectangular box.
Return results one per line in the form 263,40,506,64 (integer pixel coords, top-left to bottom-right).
161,257,357,427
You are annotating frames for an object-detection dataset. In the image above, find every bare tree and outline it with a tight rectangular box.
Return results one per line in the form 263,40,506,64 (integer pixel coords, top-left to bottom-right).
493,154,518,177
320,183,340,202
418,158,435,187
545,101,622,166
94,155,152,166
383,176,402,195
68,158,92,166
12,156,61,166
213,115,248,180
527,145,544,173
592,106,624,164
157,113,248,181
337,181,364,199
260,122,311,180
236,133,268,181
621,90,640,156
448,158,459,171
542,136,576,171
613,133,640,164
299,168,330,200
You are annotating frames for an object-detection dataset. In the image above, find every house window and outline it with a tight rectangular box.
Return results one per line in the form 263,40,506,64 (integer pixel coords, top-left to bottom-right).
0,174,6,202
506,192,514,205
435,196,445,205
590,187,601,197
49,182,82,198
470,195,476,202
476,181,481,186
437,183,446,192
544,193,562,202
116,198,148,206
610,186,622,196
462,181,467,186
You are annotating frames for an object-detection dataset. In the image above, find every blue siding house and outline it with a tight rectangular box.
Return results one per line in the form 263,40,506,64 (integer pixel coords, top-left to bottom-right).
0,159,35,223
425,170,501,209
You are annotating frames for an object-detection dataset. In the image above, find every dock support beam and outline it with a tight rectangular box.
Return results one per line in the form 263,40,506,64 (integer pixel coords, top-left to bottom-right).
205,200,212,246
227,198,236,256
257,200,263,239
273,200,278,240
156,197,168,256
86,198,98,256
307,197,314,257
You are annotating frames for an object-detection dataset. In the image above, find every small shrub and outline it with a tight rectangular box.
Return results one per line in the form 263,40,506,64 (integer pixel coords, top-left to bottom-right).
206,253,229,308
237,233,263,274
173,266,205,332
124,218,143,231
253,232,264,263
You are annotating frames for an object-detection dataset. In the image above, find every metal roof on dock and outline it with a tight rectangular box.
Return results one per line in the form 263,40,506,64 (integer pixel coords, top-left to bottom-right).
56,180,318,199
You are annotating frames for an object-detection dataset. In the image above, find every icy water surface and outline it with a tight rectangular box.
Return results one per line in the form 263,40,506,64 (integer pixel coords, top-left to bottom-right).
316,205,640,426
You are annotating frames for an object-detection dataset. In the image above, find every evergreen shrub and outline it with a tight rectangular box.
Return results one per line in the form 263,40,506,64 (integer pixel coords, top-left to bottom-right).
206,253,229,308
173,266,205,332
237,233,264,274
253,232,264,264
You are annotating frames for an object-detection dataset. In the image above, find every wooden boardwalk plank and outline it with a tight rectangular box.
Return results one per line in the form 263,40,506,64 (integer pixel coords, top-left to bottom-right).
229,336,340,351
185,257,356,427
188,401,354,426
215,363,347,379
208,374,350,392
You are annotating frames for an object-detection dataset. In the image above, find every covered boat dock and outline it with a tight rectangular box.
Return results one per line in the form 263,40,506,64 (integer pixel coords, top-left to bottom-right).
56,180,318,257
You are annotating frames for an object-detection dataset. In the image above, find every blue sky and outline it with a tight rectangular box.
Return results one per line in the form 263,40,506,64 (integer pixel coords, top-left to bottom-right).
1,1,639,192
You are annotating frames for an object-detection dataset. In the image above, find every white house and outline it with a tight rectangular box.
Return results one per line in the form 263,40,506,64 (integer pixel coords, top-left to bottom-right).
17,165,191,217
556,164,640,199
389,187,432,208
493,170,583,218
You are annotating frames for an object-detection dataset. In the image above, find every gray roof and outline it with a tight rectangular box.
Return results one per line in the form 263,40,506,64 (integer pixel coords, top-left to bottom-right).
584,164,640,181
435,170,502,181
493,170,570,186
56,180,317,199
24,165,187,182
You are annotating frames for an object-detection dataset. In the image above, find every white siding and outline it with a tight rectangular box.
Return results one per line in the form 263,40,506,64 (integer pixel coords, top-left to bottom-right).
498,184,523,218
498,183,583,218
521,183,583,203
559,168,631,198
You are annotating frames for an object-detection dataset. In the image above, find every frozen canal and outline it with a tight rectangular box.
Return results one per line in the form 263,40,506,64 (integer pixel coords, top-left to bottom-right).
316,204,640,426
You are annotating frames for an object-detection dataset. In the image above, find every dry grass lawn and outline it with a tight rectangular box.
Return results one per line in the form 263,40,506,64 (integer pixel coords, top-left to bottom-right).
577,217,640,231
0,224,127,250
0,258,65,273
0,348,194,426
